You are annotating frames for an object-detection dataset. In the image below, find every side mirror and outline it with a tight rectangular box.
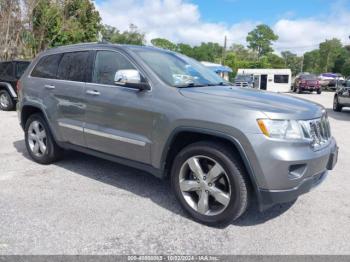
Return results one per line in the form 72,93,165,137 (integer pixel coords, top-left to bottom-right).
114,69,150,90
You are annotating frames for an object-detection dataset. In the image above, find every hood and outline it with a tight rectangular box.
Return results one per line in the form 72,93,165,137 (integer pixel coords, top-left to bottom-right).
179,86,325,120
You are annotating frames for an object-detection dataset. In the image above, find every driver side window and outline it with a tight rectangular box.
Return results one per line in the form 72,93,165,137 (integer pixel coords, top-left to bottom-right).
93,51,136,85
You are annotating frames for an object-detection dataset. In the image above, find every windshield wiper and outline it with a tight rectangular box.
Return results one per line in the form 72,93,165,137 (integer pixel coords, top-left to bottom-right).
207,82,233,86
175,83,208,88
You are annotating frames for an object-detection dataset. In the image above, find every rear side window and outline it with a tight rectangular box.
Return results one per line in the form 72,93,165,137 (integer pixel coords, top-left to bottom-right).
31,54,62,79
274,74,289,84
0,62,14,77
57,52,89,82
92,51,136,85
16,62,30,78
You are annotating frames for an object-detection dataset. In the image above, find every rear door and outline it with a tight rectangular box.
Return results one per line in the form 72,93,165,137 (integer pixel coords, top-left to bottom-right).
84,49,154,164
51,51,92,146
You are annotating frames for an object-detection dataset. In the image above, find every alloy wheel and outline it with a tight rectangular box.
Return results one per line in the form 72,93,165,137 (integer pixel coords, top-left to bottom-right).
0,93,9,108
28,120,47,157
179,156,231,216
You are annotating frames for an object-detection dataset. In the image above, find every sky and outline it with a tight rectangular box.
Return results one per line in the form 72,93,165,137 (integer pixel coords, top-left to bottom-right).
94,0,350,55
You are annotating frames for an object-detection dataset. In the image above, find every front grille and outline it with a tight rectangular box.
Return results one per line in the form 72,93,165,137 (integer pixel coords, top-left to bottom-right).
305,115,331,148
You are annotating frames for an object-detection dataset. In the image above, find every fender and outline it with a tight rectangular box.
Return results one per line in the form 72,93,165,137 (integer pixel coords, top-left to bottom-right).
20,102,61,143
160,126,263,207
0,82,17,98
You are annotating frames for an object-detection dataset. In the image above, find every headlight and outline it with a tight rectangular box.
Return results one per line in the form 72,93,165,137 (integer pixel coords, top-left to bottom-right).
257,119,304,140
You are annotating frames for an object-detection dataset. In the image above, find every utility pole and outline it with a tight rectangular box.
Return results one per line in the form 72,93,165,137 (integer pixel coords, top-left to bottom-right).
300,54,304,73
222,35,227,65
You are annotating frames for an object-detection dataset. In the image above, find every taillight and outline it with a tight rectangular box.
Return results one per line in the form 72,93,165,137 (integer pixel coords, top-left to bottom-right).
300,80,306,84
16,80,21,93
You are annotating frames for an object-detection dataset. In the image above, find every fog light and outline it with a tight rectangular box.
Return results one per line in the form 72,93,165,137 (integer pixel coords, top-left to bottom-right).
288,164,307,180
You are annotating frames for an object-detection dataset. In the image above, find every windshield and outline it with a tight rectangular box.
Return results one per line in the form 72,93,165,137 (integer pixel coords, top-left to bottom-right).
235,75,252,82
134,49,227,87
301,74,317,80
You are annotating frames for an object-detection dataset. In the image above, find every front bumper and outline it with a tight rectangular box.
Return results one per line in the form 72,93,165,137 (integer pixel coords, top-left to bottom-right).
245,135,338,211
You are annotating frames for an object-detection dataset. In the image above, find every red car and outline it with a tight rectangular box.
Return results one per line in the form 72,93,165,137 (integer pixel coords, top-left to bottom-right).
293,74,321,94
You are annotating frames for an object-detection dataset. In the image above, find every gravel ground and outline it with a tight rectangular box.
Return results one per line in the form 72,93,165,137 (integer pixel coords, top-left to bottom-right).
0,92,349,255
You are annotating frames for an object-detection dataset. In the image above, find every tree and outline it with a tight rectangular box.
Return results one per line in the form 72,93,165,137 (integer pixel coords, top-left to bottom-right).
265,53,285,68
102,24,145,45
177,43,194,57
151,38,177,51
246,24,278,58
303,49,320,73
342,58,350,77
318,38,343,72
0,0,26,59
191,42,223,62
229,44,257,61
281,51,303,75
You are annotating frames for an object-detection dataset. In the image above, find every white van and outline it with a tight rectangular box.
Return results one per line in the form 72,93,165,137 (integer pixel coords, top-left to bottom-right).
237,69,292,93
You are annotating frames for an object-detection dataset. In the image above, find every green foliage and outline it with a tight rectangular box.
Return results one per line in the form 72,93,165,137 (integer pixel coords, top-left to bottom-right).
342,59,350,77
28,0,101,55
246,24,278,58
101,24,145,45
151,38,177,51
281,51,302,75
319,38,343,72
191,42,224,62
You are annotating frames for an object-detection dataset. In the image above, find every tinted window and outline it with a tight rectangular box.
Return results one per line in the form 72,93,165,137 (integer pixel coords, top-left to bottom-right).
31,54,62,79
57,52,89,82
0,62,13,77
301,74,317,80
16,62,30,78
92,51,136,85
274,74,289,83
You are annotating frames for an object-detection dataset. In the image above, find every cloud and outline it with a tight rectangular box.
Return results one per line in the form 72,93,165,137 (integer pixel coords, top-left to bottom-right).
95,0,257,46
273,4,350,54
96,0,350,55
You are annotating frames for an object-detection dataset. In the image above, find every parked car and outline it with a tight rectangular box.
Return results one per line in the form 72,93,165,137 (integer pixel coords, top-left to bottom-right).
293,73,321,94
333,79,350,112
319,73,345,90
17,43,338,225
0,60,30,111
234,74,254,88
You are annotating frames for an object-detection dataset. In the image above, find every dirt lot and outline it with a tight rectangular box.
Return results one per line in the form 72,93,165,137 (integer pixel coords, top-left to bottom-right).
0,92,349,255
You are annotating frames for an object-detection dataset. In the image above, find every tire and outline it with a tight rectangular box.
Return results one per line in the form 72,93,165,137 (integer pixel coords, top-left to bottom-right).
297,87,302,94
171,141,250,226
25,113,63,164
317,89,322,94
333,95,342,112
292,85,296,92
0,89,14,111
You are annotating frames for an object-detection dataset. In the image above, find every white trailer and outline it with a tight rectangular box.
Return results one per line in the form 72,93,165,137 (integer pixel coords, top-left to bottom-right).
237,68,292,92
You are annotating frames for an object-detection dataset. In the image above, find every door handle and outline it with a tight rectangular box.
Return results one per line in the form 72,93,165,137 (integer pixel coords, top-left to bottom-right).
44,84,55,89
86,90,100,96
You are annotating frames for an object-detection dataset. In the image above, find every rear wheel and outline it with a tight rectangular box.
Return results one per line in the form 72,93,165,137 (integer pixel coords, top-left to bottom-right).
297,87,302,94
25,113,63,164
0,89,14,111
171,141,250,226
333,95,342,112
317,89,322,94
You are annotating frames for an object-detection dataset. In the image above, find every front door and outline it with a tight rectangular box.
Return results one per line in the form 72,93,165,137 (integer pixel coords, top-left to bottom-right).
260,74,267,90
339,80,350,106
84,50,154,164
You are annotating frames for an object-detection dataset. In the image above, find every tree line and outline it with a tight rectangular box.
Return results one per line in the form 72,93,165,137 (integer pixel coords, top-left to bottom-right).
1,0,349,77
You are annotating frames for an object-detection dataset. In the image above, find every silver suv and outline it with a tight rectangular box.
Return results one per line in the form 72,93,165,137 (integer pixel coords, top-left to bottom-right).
17,43,338,225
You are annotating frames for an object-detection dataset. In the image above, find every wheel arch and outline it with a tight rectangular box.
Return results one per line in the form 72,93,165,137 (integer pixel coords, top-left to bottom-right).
0,82,17,98
160,127,261,201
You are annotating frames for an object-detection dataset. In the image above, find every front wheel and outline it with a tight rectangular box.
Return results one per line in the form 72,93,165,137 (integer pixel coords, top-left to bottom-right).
0,89,14,111
317,89,322,94
171,141,250,226
333,96,342,112
25,113,63,164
